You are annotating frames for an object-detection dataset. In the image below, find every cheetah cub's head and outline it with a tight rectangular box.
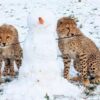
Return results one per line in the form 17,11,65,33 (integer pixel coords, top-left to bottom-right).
56,17,82,38
0,24,18,48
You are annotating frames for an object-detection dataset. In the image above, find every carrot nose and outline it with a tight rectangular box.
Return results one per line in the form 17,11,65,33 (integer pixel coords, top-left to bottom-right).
38,17,44,24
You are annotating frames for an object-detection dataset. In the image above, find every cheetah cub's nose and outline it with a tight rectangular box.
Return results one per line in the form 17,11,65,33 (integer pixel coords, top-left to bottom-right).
3,43,6,46
38,17,44,24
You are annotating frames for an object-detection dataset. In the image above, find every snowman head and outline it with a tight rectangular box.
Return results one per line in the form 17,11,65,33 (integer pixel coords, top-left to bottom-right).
27,8,56,30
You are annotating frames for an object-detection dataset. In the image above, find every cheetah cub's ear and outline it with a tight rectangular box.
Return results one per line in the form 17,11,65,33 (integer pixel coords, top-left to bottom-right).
8,25,18,36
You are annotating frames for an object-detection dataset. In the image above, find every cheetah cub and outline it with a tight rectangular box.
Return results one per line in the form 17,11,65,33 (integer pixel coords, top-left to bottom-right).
0,24,23,79
56,17,100,86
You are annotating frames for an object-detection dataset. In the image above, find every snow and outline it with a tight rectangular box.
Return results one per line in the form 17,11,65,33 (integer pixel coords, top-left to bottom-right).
0,0,100,100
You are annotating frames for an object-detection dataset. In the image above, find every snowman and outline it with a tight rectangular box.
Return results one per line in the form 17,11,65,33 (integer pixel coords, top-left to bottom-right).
20,8,61,78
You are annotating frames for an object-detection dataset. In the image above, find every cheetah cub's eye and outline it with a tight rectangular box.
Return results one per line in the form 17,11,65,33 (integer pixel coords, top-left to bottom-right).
6,36,10,40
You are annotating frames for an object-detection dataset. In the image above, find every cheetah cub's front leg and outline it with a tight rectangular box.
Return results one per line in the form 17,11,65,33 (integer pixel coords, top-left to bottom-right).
71,53,90,86
3,59,9,76
71,60,81,82
79,53,90,86
9,59,15,77
3,59,15,77
63,54,71,80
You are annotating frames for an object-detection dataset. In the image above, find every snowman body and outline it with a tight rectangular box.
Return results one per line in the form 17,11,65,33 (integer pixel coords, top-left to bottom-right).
22,8,59,77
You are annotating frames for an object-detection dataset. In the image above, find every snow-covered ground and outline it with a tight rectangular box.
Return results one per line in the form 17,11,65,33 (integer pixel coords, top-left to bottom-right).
0,0,100,100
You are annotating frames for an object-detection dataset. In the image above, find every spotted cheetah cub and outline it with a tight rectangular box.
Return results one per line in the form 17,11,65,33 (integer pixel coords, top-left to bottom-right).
0,24,23,79
56,17,100,86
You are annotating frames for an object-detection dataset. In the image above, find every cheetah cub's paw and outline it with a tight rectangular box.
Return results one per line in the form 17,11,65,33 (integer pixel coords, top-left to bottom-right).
91,77,100,84
82,79,90,87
